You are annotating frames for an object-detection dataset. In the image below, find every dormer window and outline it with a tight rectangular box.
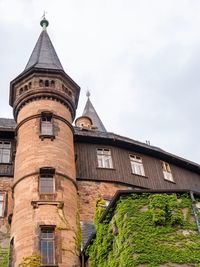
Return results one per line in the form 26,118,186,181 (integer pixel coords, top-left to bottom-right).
0,141,11,163
40,112,54,140
162,161,174,182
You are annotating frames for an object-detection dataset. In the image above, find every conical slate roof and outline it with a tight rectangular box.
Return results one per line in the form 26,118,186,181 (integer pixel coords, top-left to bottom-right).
24,28,63,71
82,97,107,132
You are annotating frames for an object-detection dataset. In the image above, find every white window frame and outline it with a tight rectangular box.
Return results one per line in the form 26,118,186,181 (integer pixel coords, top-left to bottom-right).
130,155,145,176
0,192,6,217
162,161,174,182
0,141,11,163
97,148,113,169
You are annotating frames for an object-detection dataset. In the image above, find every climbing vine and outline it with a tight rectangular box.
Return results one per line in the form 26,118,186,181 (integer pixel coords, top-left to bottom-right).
94,197,106,226
0,248,9,267
19,255,41,267
87,193,200,267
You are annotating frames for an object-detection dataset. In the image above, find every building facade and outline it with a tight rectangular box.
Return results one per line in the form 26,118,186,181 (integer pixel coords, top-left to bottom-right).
0,18,200,266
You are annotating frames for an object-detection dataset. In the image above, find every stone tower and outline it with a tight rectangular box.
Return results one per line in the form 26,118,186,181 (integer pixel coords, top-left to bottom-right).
9,18,80,266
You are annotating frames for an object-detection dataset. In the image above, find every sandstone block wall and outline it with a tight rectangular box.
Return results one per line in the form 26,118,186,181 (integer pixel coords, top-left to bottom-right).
11,97,79,266
78,181,134,222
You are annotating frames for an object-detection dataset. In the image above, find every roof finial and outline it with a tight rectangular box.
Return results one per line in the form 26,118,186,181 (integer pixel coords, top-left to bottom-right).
86,90,91,98
40,11,49,30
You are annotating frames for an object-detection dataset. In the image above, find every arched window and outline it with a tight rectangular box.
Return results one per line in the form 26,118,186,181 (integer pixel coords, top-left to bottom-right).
19,88,23,95
39,80,43,87
45,80,49,87
51,80,55,88
28,82,32,89
24,85,28,91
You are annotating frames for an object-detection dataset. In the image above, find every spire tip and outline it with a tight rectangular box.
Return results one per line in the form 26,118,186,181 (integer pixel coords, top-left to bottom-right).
40,12,49,30
86,90,91,98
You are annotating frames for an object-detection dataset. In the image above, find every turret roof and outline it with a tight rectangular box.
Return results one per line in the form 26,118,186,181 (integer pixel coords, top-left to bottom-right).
82,97,107,132
24,27,63,71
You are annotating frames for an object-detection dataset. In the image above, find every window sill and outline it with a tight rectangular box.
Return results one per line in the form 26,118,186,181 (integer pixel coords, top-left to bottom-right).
39,134,55,141
39,193,57,195
31,200,64,209
164,178,176,184
131,173,148,179
0,162,13,165
96,167,116,170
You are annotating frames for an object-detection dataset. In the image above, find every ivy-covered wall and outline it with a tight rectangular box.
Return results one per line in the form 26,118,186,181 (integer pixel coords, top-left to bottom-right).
0,248,9,267
86,193,200,267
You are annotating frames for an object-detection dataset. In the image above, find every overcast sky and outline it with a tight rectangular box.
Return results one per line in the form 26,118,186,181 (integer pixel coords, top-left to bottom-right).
0,0,199,164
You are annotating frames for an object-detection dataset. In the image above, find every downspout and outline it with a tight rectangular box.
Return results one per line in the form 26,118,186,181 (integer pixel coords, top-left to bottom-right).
190,191,200,234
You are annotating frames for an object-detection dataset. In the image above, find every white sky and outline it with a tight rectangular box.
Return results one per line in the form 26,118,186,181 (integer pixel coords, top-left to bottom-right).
0,0,199,163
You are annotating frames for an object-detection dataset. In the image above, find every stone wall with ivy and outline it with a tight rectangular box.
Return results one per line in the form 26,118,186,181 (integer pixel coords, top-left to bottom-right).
0,247,9,267
86,193,200,267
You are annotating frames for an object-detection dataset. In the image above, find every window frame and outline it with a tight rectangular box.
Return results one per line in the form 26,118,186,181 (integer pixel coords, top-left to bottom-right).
40,226,56,266
161,161,174,182
0,140,11,164
39,168,55,195
0,192,6,217
129,155,145,176
96,148,113,169
40,112,55,140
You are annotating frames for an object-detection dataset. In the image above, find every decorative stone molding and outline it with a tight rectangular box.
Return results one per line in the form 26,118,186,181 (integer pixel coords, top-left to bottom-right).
31,200,64,209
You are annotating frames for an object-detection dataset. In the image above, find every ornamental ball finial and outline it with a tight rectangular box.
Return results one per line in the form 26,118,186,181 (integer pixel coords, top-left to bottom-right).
86,90,91,98
40,12,49,30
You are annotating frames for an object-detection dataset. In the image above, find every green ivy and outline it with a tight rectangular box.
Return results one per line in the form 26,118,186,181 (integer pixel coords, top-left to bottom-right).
87,193,200,267
0,247,10,267
19,255,41,267
94,198,107,226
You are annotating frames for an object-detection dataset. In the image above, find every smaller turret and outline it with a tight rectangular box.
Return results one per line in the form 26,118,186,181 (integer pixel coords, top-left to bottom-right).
75,92,107,131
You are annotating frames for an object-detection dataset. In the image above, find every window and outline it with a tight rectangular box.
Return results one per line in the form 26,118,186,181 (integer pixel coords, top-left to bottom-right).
39,80,44,87
162,161,174,182
45,80,49,87
0,141,11,163
51,80,55,88
40,227,55,265
97,148,113,168
39,168,55,194
19,88,23,95
130,155,145,176
40,113,54,137
0,192,5,217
